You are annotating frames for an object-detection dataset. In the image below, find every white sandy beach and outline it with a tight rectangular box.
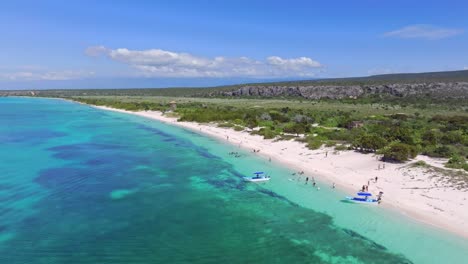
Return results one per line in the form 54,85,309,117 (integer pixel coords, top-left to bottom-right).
94,105,468,238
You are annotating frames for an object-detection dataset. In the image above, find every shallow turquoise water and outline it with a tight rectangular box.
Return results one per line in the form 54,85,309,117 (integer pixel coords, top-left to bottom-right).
0,97,467,263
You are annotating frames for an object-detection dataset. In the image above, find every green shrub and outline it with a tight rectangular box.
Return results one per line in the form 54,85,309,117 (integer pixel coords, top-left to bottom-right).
218,122,234,128
233,126,244,131
352,132,387,153
413,160,427,167
322,117,339,127
379,142,417,162
423,145,454,158
307,139,323,150
334,144,349,151
256,127,277,139
445,155,467,169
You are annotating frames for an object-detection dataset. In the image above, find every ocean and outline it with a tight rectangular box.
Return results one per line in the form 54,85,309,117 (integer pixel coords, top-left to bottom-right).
0,97,467,263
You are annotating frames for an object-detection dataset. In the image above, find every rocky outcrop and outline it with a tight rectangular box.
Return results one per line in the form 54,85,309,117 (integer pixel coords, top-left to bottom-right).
220,82,468,100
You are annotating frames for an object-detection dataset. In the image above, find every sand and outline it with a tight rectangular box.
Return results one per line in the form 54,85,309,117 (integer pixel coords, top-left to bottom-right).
94,106,468,238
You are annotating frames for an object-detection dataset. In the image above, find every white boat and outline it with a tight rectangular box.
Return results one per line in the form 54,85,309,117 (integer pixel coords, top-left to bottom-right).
345,192,380,204
243,172,271,182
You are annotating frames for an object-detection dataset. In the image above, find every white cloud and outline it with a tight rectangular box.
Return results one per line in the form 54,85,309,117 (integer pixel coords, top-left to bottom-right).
0,70,95,81
87,46,322,78
464,66,468,70
85,45,109,57
383,24,463,39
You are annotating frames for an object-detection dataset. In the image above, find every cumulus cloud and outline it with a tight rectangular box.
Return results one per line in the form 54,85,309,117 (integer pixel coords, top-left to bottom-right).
0,70,95,81
383,24,463,39
85,45,109,57
87,46,322,78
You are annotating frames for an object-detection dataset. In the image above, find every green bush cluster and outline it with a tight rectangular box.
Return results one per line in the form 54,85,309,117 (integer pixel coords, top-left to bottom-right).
445,155,468,171
71,97,468,163
378,142,418,162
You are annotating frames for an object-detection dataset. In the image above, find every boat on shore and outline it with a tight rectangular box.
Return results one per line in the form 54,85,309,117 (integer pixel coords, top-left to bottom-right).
243,172,270,182
346,192,380,204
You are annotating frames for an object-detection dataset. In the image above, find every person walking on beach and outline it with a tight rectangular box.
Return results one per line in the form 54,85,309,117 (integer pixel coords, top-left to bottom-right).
375,176,378,182
332,182,335,189
325,151,328,158
377,192,383,204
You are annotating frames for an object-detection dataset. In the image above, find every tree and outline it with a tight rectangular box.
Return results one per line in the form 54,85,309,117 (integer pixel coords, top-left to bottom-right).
352,132,386,153
283,122,307,136
379,142,417,162
422,129,441,145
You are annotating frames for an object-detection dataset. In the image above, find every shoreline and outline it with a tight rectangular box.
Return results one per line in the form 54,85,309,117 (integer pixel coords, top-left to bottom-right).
91,104,468,239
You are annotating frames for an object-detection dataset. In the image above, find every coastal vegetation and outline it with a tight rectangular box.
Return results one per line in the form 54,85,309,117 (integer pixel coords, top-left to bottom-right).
67,95,468,167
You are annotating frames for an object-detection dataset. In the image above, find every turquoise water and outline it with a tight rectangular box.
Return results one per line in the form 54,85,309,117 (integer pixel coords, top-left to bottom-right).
0,97,467,263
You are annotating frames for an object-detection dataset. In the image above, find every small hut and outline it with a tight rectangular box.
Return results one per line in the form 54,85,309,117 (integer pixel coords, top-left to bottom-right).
347,121,364,129
169,101,177,111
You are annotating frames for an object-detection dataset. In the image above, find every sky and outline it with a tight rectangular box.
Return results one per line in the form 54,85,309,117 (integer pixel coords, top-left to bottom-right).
0,0,467,89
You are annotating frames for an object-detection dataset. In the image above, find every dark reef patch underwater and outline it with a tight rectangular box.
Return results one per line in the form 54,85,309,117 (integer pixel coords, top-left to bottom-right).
0,97,414,263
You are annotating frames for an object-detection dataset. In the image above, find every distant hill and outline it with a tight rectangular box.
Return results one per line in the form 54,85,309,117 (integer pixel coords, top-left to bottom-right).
295,69,468,85
2,70,468,101
219,70,468,100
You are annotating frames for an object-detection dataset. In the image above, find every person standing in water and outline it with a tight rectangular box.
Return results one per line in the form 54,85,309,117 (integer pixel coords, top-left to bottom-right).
305,177,309,184
332,182,336,188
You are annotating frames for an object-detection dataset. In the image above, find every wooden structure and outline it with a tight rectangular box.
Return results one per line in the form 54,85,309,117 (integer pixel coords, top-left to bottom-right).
169,101,177,110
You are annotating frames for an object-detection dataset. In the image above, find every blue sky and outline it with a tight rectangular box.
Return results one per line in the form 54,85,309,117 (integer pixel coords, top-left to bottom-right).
1,0,467,89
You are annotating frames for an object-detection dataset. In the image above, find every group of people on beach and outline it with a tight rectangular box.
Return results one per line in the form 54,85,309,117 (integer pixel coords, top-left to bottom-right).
362,176,380,192
252,149,261,153
361,176,384,203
